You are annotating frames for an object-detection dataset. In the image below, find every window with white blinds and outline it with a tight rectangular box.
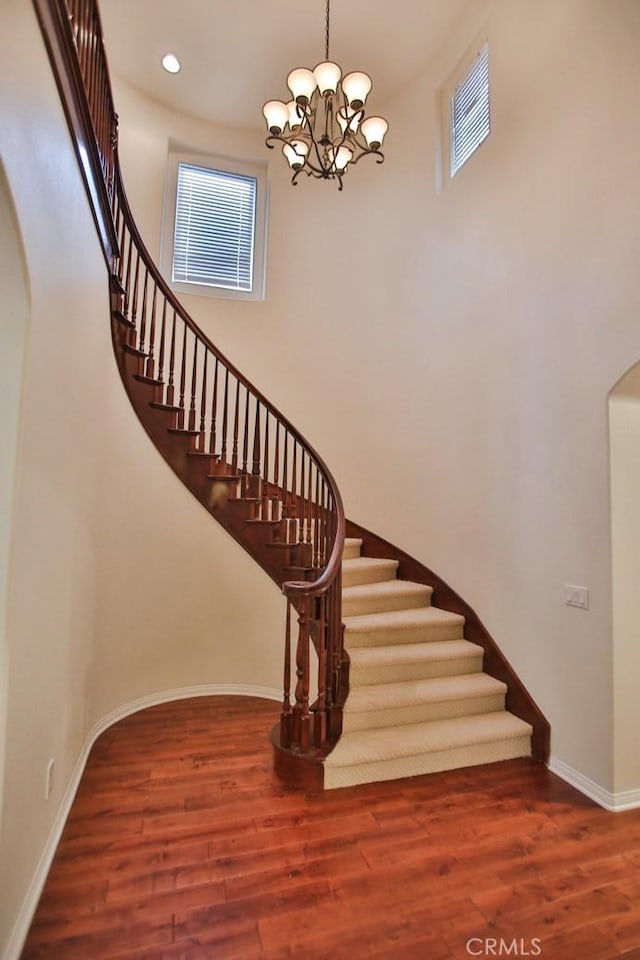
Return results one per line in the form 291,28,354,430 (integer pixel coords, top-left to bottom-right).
172,163,257,292
450,43,490,176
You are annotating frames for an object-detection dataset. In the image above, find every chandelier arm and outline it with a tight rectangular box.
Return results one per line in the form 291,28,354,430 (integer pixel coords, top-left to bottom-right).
347,147,386,168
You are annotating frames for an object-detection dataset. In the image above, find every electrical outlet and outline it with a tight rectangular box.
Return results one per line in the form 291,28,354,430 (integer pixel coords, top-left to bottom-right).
45,758,55,799
565,585,589,610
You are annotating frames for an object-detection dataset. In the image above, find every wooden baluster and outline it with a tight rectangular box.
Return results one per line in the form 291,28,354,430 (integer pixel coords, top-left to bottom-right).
177,323,187,430
306,457,313,549
166,309,177,406
130,250,140,333
290,439,297,541
293,597,311,753
299,450,306,548
199,349,208,450
242,387,249,478
231,379,240,474
282,430,290,520
322,478,329,567
157,299,167,391
313,469,321,568
262,412,270,517
220,367,230,466
138,269,148,355
115,203,126,285
94,50,104,154
86,11,97,123
75,0,87,85
91,14,100,125
122,229,133,322
325,577,336,725
329,523,343,736
209,357,219,457
281,600,293,749
145,281,157,379
272,421,281,522
249,400,261,498
188,337,198,431
315,592,327,746
66,3,78,48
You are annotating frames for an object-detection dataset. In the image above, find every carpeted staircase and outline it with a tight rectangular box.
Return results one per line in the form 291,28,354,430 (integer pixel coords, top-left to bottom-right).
323,538,533,789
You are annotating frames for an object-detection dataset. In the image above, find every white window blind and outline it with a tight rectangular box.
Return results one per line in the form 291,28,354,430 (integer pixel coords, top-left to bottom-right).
172,163,257,292
450,44,490,176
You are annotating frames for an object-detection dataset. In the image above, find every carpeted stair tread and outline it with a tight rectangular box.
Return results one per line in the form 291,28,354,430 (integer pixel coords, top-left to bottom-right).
348,638,484,670
343,605,465,646
343,538,363,559
344,672,506,713
348,639,484,684
342,556,400,587
342,579,433,616
324,711,533,769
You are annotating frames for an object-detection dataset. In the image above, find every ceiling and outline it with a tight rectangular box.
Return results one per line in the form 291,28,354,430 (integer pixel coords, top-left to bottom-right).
100,0,473,131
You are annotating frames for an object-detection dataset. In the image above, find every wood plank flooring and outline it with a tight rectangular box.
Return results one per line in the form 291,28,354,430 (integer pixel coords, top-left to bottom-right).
21,696,640,960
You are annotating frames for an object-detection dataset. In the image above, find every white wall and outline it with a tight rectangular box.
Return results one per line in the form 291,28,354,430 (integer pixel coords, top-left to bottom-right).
113,0,640,795
610,365,640,795
0,3,285,955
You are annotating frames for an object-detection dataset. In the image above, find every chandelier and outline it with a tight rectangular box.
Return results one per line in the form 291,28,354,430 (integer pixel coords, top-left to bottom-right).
262,0,388,189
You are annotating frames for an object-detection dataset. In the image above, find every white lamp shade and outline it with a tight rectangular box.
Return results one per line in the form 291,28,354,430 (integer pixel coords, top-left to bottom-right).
286,100,306,129
283,140,309,169
263,100,290,134
287,67,317,102
313,61,342,94
337,106,363,134
361,115,388,149
329,145,353,171
341,71,372,108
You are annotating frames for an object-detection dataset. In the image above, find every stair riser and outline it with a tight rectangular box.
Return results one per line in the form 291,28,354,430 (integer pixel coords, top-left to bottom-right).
342,565,399,588
349,655,483,686
324,735,532,789
342,543,362,560
342,692,506,732
344,622,465,648
342,590,432,618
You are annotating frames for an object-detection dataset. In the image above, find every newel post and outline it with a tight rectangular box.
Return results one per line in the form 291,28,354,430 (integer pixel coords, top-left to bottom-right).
280,599,293,748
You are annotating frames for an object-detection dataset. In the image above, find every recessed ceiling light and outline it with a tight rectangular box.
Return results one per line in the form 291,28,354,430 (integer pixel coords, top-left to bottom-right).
161,53,181,75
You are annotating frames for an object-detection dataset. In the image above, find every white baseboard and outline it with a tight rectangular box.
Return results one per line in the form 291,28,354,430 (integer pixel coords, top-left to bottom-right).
3,684,281,960
549,755,640,812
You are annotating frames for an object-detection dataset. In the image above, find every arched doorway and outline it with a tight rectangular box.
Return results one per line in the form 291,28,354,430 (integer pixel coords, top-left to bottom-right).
0,161,30,825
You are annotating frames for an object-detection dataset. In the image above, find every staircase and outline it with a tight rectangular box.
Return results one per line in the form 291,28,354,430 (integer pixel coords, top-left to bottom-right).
35,0,550,794
325,538,533,789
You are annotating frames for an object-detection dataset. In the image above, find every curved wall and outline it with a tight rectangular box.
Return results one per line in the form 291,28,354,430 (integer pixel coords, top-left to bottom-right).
0,3,285,955
0,162,31,841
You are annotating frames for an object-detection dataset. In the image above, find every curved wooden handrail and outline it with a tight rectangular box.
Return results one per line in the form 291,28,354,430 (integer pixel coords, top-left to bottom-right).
35,0,346,758
112,167,342,501
113,163,346,602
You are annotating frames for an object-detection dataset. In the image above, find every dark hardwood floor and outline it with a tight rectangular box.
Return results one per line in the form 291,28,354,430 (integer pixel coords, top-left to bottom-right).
20,696,640,960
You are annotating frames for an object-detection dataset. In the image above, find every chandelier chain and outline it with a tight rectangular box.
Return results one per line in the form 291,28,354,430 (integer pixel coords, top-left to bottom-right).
325,0,330,61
